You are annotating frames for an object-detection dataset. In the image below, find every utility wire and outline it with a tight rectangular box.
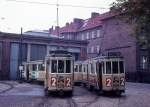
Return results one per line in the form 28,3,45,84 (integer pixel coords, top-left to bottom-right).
6,0,109,9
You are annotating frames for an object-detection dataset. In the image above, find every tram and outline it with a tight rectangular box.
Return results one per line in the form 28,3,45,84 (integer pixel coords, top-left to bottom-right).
74,61,83,85
44,50,74,96
74,52,125,95
22,60,45,82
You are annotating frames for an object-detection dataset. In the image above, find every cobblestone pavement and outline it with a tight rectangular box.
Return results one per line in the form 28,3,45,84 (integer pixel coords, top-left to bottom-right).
0,81,13,94
0,81,150,107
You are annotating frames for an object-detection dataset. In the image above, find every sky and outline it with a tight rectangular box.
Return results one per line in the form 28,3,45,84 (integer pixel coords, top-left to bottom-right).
0,0,116,33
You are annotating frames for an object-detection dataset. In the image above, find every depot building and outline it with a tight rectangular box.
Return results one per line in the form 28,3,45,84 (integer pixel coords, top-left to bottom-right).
0,32,88,80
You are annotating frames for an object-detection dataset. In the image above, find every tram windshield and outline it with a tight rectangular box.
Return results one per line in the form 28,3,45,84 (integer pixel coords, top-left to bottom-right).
112,61,119,74
66,60,71,73
58,60,64,73
52,60,57,73
105,60,124,74
106,62,111,74
51,60,72,73
119,61,124,73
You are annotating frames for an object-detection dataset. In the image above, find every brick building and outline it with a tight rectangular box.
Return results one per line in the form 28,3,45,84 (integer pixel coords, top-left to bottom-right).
0,32,88,80
50,11,150,82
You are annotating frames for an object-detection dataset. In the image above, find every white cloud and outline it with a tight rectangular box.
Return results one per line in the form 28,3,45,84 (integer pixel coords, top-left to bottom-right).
0,0,116,33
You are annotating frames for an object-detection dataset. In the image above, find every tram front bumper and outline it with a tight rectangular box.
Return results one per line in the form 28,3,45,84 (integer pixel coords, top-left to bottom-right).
48,87,73,91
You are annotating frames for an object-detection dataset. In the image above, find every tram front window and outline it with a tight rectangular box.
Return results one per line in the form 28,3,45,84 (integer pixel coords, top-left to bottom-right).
106,62,111,74
52,60,57,73
58,60,64,73
119,61,124,73
112,61,119,74
32,64,37,71
38,64,45,71
66,60,71,73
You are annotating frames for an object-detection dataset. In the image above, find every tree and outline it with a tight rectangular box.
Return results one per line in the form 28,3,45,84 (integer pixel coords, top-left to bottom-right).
111,0,150,49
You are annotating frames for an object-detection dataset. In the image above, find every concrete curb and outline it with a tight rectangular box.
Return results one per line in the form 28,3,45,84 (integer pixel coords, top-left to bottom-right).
0,82,14,94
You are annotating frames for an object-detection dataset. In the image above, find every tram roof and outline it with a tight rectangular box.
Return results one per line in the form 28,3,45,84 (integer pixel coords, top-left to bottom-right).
46,50,73,58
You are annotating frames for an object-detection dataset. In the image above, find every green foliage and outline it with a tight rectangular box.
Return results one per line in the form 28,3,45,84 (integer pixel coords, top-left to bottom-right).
111,0,150,48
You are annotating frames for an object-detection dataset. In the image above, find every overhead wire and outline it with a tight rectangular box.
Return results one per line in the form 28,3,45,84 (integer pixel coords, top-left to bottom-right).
6,0,109,9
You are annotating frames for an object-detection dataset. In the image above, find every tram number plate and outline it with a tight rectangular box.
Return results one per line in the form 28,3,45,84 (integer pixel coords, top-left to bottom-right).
66,77,71,87
51,77,56,87
106,78,112,87
120,78,125,86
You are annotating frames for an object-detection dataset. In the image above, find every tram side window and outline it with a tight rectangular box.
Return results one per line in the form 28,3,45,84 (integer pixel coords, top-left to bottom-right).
102,62,105,74
83,66,86,73
52,60,57,73
58,60,64,73
32,64,37,71
96,63,99,73
119,61,124,73
79,65,82,72
91,63,95,74
106,62,111,74
112,61,119,74
74,65,78,72
66,60,71,73
38,64,45,71
87,65,88,73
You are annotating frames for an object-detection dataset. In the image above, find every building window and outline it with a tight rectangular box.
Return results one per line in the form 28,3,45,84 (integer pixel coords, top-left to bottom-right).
94,30,97,37
91,46,94,53
91,31,94,39
140,55,148,69
87,47,89,53
67,34,70,39
31,44,46,61
97,29,101,37
81,34,84,40
96,45,100,53
86,32,89,39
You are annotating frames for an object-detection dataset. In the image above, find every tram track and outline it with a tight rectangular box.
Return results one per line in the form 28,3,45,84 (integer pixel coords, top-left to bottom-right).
0,82,14,94
82,95,99,107
67,98,77,107
117,94,126,107
37,97,50,107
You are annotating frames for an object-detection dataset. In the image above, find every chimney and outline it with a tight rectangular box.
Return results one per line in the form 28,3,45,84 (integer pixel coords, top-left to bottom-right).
73,18,83,29
73,18,83,24
91,12,99,18
49,26,53,34
55,26,59,30
66,22,69,26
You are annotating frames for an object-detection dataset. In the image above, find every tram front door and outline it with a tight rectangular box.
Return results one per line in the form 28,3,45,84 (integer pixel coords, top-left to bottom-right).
97,62,102,90
26,65,29,81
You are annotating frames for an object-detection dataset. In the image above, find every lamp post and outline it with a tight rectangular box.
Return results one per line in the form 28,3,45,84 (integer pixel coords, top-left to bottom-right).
19,27,23,83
